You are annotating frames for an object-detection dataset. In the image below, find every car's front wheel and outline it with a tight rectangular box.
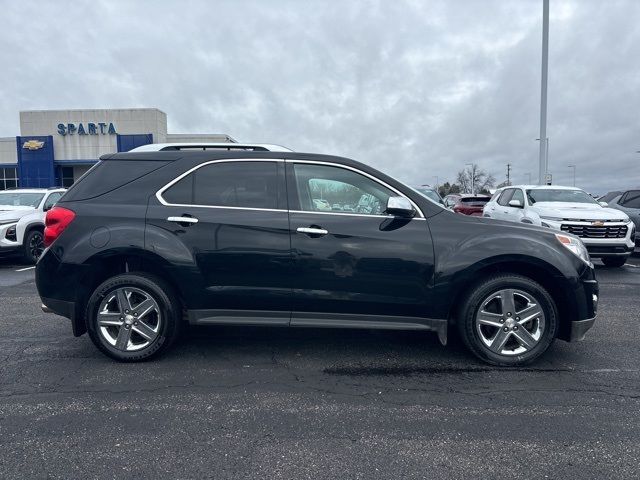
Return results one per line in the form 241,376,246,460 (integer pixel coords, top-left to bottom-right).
458,274,558,366
86,273,182,361
23,229,44,264
601,256,628,268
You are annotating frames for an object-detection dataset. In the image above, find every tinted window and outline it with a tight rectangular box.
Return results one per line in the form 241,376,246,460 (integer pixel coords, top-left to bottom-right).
460,196,489,204
293,163,394,215
163,161,279,209
511,189,524,205
621,190,640,208
497,189,515,206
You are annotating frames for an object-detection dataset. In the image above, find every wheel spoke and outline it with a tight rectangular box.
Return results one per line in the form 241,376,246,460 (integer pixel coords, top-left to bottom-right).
132,320,157,341
517,305,544,325
116,289,130,313
499,289,516,317
98,313,123,327
133,299,155,319
115,326,132,350
489,329,510,353
512,327,537,350
477,310,504,327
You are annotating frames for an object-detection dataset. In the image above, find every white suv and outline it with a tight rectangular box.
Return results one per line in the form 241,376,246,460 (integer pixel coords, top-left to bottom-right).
0,188,66,263
483,185,635,267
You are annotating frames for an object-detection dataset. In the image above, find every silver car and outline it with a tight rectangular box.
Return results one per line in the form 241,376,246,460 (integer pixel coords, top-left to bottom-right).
601,189,640,247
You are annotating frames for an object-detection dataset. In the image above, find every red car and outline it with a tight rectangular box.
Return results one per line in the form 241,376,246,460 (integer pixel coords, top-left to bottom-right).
444,194,491,216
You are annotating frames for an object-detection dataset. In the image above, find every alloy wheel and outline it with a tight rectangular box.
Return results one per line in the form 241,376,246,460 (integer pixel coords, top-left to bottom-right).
475,288,546,356
29,232,44,260
97,287,162,351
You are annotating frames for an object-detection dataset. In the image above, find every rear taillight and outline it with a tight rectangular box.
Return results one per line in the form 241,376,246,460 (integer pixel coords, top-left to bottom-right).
44,206,76,247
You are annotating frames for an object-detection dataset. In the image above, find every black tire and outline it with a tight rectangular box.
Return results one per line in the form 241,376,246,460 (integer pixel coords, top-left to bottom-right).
601,256,628,268
23,229,44,264
86,273,182,362
457,274,558,366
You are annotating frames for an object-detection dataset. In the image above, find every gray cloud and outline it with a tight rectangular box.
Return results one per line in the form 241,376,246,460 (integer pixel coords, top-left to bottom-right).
1,0,638,193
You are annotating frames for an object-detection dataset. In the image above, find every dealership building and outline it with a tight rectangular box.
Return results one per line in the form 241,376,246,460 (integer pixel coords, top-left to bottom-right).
0,108,235,190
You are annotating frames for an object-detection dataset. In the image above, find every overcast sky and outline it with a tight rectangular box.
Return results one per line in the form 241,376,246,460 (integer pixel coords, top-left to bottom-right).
1,0,638,193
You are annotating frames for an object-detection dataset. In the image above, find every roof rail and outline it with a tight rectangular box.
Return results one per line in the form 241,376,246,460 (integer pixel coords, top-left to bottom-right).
129,143,292,153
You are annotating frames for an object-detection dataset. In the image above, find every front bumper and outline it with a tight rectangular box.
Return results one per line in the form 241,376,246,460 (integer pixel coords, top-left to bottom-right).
569,315,596,342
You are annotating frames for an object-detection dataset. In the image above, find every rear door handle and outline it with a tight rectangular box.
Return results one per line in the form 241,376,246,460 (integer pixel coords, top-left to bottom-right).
168,216,199,224
297,226,329,236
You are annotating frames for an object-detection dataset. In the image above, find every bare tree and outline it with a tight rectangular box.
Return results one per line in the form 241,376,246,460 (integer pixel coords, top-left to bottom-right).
456,164,495,194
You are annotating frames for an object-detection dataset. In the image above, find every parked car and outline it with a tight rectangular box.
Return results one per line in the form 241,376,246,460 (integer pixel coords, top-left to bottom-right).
451,195,491,216
0,188,65,263
484,185,635,267
599,189,640,247
37,151,598,366
443,194,461,208
414,185,444,205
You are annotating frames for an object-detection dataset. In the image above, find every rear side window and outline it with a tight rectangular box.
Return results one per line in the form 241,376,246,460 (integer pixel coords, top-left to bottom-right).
497,189,515,206
621,190,640,208
162,161,279,209
61,160,170,202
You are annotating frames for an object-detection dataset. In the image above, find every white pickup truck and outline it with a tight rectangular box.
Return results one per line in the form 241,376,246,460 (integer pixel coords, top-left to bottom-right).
483,185,635,267
0,188,66,263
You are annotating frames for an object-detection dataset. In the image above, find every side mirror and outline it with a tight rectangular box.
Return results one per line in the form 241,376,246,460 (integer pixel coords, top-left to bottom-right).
43,204,52,212
599,201,608,207
386,196,415,217
508,199,523,208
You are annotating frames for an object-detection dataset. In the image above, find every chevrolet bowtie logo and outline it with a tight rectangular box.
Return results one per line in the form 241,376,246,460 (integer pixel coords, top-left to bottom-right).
23,140,45,150
592,221,605,227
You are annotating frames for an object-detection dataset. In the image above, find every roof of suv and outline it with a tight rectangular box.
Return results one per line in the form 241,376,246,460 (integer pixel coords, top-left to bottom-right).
500,185,581,191
0,188,65,193
130,143,292,153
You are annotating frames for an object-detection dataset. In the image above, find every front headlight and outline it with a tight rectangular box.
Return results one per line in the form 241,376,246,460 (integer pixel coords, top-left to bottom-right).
0,219,19,226
540,216,563,221
556,233,591,265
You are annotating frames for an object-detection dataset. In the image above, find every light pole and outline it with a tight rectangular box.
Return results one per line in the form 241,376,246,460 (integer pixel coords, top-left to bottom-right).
536,137,549,182
538,0,550,185
525,172,532,184
465,163,474,194
568,164,576,186
433,176,439,190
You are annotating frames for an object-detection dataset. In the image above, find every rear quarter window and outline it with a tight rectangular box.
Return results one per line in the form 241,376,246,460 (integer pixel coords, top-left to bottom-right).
61,160,171,202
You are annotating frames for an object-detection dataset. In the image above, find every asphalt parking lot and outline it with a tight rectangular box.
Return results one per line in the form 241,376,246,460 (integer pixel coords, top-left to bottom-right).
1,255,639,479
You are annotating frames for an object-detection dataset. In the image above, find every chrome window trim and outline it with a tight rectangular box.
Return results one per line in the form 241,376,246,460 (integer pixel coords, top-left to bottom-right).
156,157,424,218
156,158,285,209
287,159,424,218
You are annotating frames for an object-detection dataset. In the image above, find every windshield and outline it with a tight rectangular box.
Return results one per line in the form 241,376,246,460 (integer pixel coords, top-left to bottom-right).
414,187,444,205
526,189,597,205
0,192,44,208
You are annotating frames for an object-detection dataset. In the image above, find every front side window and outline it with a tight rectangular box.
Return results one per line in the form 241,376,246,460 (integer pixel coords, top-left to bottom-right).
621,190,640,209
497,189,515,206
162,161,279,209
511,189,525,205
44,192,63,210
293,163,394,216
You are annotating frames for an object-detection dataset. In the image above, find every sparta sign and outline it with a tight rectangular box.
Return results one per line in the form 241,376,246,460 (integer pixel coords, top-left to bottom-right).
57,122,117,136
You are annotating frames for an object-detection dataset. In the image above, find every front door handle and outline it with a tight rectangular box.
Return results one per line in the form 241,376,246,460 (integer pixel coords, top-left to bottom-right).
297,226,329,236
168,216,199,224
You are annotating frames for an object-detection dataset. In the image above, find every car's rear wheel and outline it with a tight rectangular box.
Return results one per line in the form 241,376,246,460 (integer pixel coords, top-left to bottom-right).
601,256,628,268
23,229,44,264
458,274,558,366
86,273,182,361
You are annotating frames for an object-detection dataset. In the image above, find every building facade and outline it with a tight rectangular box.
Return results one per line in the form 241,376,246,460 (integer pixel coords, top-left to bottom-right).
0,108,234,189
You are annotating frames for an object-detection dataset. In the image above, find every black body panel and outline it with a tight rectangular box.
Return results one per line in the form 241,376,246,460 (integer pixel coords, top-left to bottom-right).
36,150,597,345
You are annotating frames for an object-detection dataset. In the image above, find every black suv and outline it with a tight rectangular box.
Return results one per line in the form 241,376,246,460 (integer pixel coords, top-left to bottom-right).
36,151,598,365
